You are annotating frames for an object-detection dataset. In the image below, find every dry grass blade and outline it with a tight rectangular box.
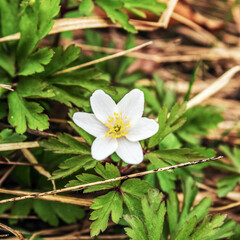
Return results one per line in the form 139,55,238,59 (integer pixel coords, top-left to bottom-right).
0,188,93,206
187,66,240,109
0,142,40,151
0,16,167,44
159,0,179,28
0,223,26,240
54,41,152,75
0,156,222,204
211,201,240,211
21,149,56,191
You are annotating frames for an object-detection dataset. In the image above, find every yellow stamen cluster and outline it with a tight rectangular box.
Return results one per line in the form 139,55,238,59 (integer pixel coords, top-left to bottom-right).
105,112,130,138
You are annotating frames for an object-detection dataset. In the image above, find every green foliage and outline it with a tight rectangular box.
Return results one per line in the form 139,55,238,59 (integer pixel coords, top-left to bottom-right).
90,191,122,236
33,200,84,226
0,128,26,144
8,91,49,134
124,189,166,240
148,102,187,148
167,177,231,240
216,145,240,197
95,0,166,33
177,105,223,145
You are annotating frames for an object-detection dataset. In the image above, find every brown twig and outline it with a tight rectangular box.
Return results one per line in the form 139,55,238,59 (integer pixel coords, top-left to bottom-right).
0,156,222,204
0,223,26,240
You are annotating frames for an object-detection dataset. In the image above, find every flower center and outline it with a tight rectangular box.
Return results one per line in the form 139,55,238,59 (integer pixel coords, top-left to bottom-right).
104,112,130,138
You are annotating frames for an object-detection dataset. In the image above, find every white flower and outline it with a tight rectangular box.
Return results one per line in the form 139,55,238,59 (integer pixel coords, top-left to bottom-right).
73,89,159,164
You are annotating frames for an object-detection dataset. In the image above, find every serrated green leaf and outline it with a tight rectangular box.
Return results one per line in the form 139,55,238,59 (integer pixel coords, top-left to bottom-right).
40,133,90,155
51,155,95,180
41,45,81,76
8,91,49,134
17,0,60,65
67,163,121,192
90,191,122,236
18,48,54,76
0,129,26,144
148,103,186,148
217,175,240,197
95,0,137,33
17,77,55,98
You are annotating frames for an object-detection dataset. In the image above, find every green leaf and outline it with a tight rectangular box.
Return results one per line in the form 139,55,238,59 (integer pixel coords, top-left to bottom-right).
51,155,96,180
177,105,223,145
8,91,49,134
67,163,121,192
10,199,33,225
40,133,90,155
41,45,81,76
123,0,166,17
79,0,94,16
154,148,205,163
18,48,54,76
95,0,137,33
17,0,60,65
0,129,26,144
90,191,122,236
190,214,227,240
217,175,240,197
124,189,166,240
17,77,55,98
33,199,84,226
148,103,187,148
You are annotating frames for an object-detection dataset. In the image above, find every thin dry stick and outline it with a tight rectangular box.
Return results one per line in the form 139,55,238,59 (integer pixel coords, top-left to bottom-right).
186,65,240,109
0,223,26,240
0,141,40,151
0,156,222,204
54,41,152,75
211,201,240,211
0,188,92,206
0,165,15,186
21,149,56,191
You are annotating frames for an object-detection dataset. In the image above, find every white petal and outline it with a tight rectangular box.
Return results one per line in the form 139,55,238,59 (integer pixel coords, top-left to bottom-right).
91,137,118,160
126,117,159,142
116,137,143,164
90,90,117,123
117,89,144,124
73,112,107,137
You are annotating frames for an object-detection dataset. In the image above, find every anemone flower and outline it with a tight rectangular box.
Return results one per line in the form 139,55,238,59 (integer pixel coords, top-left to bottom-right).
73,89,159,164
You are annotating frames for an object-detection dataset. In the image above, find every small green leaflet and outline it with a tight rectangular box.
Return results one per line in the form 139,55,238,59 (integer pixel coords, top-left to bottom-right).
8,91,49,134
90,191,122,236
124,189,166,240
66,163,121,192
40,133,90,155
216,145,240,197
148,102,187,148
0,128,26,144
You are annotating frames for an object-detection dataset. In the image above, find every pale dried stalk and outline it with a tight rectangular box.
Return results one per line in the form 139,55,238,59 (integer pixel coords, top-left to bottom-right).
0,188,92,206
21,149,56,191
54,41,152,75
211,201,240,211
0,17,165,43
0,156,222,204
187,66,240,109
0,84,14,91
159,0,179,28
0,223,26,240
0,142,40,151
